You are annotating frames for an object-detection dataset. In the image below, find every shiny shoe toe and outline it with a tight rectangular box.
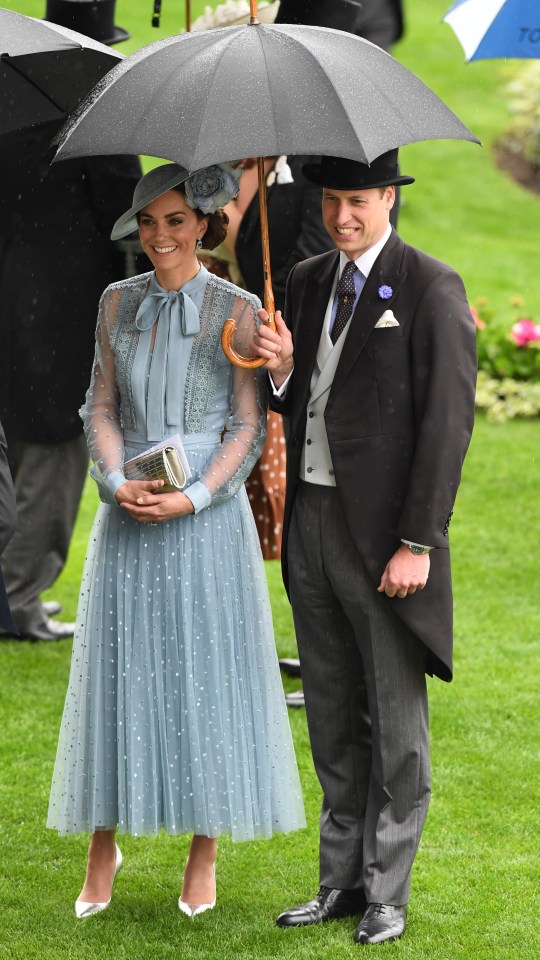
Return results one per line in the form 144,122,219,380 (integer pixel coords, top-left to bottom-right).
74,844,122,919
22,618,75,641
178,896,216,917
42,600,63,617
178,863,216,917
354,902,407,944
276,886,366,927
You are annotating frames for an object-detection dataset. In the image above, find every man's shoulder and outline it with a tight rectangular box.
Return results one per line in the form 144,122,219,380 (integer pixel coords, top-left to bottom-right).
291,249,338,277
399,237,461,282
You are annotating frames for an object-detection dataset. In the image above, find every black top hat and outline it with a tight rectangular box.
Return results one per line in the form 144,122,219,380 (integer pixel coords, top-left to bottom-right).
275,0,361,31
45,0,130,46
303,151,415,190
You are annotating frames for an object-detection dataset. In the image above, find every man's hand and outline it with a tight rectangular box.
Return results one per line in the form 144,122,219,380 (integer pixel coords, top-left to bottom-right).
378,543,430,598
115,479,195,523
253,309,294,388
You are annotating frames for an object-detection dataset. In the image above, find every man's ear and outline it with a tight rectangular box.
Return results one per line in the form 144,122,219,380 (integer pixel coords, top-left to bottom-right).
385,186,396,210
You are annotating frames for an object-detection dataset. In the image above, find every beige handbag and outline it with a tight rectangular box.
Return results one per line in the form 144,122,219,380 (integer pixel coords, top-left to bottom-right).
124,445,187,493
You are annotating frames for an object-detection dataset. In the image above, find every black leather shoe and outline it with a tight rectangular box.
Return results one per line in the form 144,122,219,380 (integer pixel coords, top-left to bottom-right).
42,600,63,617
279,658,302,678
19,618,75,641
354,903,407,944
276,886,366,927
285,689,305,708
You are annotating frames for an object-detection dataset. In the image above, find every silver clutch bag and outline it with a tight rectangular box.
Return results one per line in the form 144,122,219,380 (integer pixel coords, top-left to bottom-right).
124,445,187,492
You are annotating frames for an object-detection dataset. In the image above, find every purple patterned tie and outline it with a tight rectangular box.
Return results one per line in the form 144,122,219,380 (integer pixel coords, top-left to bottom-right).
331,260,357,344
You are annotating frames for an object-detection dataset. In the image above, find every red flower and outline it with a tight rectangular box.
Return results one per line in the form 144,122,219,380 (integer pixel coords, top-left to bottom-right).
470,305,486,329
511,319,540,347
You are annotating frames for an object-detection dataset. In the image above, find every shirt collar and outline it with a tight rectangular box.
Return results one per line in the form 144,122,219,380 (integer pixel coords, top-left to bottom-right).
149,263,209,309
338,224,392,278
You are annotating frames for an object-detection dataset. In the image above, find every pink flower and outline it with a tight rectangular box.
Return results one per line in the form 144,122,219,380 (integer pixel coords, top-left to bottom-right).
510,318,540,346
470,306,486,329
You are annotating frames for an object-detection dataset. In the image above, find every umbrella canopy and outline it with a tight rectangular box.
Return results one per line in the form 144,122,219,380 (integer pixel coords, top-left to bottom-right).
0,7,122,136
444,0,540,61
54,21,478,168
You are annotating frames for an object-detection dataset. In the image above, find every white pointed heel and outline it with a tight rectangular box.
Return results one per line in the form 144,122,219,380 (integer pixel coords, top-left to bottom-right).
74,843,122,918
178,863,216,917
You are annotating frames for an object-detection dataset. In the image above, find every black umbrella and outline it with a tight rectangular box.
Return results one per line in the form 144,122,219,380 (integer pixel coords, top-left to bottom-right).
0,7,122,136
54,0,478,366
55,13,476,167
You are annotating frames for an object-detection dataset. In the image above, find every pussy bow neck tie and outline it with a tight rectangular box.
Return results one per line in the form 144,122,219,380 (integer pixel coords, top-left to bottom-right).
135,288,201,440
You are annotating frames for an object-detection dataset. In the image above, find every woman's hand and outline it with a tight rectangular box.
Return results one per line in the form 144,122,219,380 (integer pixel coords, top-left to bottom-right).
254,309,294,387
115,479,195,523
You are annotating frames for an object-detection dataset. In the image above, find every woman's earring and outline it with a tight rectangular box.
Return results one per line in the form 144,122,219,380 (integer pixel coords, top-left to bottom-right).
196,238,203,249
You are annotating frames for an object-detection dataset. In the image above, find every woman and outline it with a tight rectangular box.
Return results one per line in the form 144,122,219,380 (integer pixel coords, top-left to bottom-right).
47,163,305,918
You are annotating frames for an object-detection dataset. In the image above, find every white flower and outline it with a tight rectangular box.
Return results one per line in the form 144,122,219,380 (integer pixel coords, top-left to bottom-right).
185,163,241,214
192,0,253,30
275,155,294,184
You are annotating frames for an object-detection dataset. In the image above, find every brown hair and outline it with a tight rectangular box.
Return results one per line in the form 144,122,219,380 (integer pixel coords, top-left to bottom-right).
172,183,229,250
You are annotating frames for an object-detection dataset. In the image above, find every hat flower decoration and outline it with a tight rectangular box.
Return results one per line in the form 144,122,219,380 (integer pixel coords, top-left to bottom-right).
185,162,241,214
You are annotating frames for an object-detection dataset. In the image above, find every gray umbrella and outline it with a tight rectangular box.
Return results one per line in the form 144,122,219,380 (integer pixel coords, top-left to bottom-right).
0,7,122,136
54,20,478,168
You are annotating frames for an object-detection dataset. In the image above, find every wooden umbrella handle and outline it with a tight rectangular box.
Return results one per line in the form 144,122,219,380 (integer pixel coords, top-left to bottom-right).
221,157,277,368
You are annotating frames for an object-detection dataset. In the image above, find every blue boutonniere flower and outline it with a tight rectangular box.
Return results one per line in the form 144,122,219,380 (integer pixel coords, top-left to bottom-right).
185,162,241,214
378,284,393,300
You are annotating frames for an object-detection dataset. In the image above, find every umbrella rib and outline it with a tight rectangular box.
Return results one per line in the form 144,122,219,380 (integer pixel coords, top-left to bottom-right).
254,29,280,151
273,33,369,161
186,30,245,170
2,54,65,115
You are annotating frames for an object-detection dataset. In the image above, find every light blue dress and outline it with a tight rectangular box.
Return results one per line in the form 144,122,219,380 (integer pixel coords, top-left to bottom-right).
47,266,305,840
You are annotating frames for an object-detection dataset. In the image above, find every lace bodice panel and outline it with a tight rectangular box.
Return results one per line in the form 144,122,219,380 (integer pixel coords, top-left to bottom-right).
80,270,267,510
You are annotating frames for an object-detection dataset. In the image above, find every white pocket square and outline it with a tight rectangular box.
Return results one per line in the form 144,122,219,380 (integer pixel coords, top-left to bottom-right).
374,310,400,329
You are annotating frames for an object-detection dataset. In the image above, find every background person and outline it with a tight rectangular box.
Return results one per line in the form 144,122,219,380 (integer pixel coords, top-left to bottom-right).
275,0,403,51
275,0,405,227
0,420,17,636
253,151,477,945
222,154,333,561
47,163,305,918
0,0,141,640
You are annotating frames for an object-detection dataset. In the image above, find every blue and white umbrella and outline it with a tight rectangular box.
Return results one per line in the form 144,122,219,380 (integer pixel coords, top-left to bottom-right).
444,0,540,61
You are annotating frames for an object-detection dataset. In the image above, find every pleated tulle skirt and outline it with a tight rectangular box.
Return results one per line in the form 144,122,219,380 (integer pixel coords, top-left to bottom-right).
47,456,305,840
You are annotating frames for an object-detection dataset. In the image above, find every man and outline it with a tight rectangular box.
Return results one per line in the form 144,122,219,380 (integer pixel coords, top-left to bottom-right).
230,155,334,315
0,0,141,641
253,151,476,945
275,0,403,52
275,0,405,228
0,420,17,636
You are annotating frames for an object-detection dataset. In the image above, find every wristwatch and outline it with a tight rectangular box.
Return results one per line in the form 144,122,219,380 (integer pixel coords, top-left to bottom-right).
401,540,433,555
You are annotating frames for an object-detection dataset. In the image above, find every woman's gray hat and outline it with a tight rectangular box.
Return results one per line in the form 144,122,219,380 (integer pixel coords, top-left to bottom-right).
110,164,190,240
303,151,415,190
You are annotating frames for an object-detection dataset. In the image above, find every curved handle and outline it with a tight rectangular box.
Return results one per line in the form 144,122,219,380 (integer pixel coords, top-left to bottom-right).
222,156,276,368
221,314,276,369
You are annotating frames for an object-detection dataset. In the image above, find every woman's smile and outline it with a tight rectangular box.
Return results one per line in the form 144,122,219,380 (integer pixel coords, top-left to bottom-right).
153,244,178,254
138,190,207,287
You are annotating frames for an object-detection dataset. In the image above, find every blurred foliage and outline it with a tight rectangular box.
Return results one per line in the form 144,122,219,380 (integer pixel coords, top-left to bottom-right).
501,62,540,169
473,296,540,420
473,296,540,383
476,370,540,422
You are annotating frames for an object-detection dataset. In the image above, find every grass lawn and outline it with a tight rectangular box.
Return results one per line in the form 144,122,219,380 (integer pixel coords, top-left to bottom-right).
1,414,539,960
2,1,540,957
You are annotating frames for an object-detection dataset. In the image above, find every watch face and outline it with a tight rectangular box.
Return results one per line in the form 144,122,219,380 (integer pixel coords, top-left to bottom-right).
410,544,428,555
